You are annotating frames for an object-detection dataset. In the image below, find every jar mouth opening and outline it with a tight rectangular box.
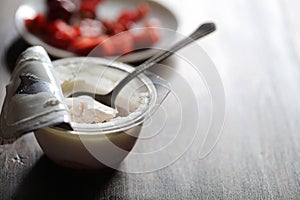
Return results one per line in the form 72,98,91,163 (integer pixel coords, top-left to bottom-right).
50,57,158,135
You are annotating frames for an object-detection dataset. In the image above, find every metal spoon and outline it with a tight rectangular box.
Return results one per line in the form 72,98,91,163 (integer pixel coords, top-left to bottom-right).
72,22,216,107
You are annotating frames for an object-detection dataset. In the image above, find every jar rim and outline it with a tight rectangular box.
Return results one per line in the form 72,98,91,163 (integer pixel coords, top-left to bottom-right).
50,57,158,135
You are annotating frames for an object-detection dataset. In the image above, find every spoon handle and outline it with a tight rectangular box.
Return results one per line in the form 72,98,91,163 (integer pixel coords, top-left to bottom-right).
111,23,216,104
137,23,216,70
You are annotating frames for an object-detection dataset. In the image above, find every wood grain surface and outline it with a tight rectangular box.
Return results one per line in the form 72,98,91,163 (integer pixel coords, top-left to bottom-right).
1,0,300,199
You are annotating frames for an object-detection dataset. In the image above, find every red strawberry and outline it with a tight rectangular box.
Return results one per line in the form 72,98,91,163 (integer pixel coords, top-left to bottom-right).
69,35,115,56
133,21,161,49
111,33,134,55
46,0,76,22
25,14,47,36
46,20,80,49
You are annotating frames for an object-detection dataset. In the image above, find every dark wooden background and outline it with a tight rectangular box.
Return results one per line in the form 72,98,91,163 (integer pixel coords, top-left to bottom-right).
1,0,300,199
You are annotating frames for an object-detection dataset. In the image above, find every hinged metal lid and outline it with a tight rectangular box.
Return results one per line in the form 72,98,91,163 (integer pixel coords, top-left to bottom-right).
0,46,72,141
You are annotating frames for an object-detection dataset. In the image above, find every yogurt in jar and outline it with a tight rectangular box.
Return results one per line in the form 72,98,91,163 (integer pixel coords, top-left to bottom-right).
34,57,157,170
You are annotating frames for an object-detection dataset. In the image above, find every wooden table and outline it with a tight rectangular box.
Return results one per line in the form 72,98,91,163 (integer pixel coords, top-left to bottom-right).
1,0,300,199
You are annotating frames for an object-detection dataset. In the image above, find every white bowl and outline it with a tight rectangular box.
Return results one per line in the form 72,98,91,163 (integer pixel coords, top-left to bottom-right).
15,0,179,62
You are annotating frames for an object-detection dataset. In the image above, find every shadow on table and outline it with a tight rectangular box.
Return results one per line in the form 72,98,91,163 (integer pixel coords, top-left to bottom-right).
4,37,30,72
14,156,116,200
4,37,59,72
